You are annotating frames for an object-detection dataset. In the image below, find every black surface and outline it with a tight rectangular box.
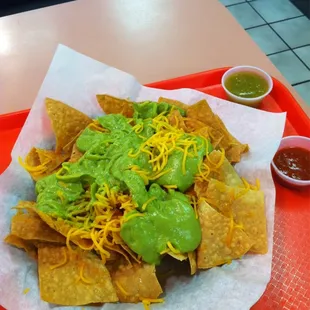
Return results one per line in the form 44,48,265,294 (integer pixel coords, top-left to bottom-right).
0,0,75,17
290,0,310,17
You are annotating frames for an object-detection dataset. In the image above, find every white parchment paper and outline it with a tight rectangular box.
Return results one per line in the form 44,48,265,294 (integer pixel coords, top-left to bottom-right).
0,45,286,310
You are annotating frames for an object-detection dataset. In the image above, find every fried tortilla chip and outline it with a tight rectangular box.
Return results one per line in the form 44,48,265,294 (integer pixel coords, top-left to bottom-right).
192,126,210,140
197,201,252,269
111,263,163,303
188,251,197,275
11,212,66,244
204,179,238,217
4,234,37,260
69,143,84,163
12,200,36,213
96,94,134,118
232,190,267,254
226,143,250,164
168,109,187,131
194,179,209,199
183,118,207,132
158,97,188,111
195,151,243,198
207,150,243,187
46,98,92,153
62,130,83,154
187,100,216,125
38,246,118,305
187,100,248,163
21,147,69,181
168,251,188,261
34,210,92,249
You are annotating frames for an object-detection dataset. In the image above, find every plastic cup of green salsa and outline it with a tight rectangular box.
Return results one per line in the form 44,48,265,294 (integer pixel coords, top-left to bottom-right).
221,65,273,108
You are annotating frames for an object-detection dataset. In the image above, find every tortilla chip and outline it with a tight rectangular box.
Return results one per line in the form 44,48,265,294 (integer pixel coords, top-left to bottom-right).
188,251,197,275
187,100,248,162
232,190,267,254
111,263,163,303
183,118,207,132
168,251,188,261
207,150,243,187
12,200,37,213
22,147,69,181
38,246,118,305
69,143,84,163
168,109,187,131
197,201,252,269
204,179,237,217
4,234,37,259
62,130,83,154
158,97,188,111
11,212,66,244
195,151,243,198
226,143,250,163
46,98,92,153
96,94,134,118
192,126,210,139
34,210,92,249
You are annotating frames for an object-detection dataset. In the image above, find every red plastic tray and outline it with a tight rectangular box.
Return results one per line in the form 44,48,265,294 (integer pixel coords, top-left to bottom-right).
0,67,309,310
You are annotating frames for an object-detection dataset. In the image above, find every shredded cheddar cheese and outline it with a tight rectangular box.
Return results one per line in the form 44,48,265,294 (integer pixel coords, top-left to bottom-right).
130,113,199,180
50,248,68,270
167,241,180,254
163,185,178,189
63,183,141,264
23,288,30,295
115,281,130,296
18,156,50,174
196,161,211,182
141,298,164,310
123,213,145,222
141,197,156,211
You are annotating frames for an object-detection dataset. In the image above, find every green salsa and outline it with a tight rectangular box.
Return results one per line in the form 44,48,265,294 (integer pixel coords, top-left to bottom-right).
35,101,213,265
225,71,269,98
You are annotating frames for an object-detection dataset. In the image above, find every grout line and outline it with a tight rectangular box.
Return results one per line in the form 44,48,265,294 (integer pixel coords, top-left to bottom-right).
289,50,310,71
292,80,310,87
269,15,305,25
267,50,290,57
245,24,267,31
293,43,310,50
226,2,248,8
247,2,310,71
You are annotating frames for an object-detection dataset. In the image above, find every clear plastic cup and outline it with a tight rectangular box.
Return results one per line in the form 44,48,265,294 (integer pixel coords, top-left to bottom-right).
271,136,310,188
221,65,273,108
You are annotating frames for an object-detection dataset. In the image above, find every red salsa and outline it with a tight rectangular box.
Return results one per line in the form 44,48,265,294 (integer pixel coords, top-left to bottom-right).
274,147,310,181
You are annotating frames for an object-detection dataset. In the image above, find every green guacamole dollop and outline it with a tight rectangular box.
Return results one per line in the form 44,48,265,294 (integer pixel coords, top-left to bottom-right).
35,101,212,265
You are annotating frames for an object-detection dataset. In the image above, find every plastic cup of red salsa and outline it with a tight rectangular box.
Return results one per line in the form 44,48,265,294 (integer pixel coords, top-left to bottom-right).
271,136,310,189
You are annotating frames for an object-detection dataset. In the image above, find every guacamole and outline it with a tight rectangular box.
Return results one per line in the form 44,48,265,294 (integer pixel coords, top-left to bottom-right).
35,101,212,264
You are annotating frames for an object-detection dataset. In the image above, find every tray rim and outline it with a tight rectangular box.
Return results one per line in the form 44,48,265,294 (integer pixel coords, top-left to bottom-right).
1,67,309,134
0,66,309,310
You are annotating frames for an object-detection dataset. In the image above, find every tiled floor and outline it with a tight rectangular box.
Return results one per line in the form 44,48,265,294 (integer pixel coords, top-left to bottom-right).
221,0,310,106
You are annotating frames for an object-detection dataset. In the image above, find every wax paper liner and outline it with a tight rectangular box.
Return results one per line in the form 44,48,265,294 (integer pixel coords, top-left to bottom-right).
0,45,286,310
